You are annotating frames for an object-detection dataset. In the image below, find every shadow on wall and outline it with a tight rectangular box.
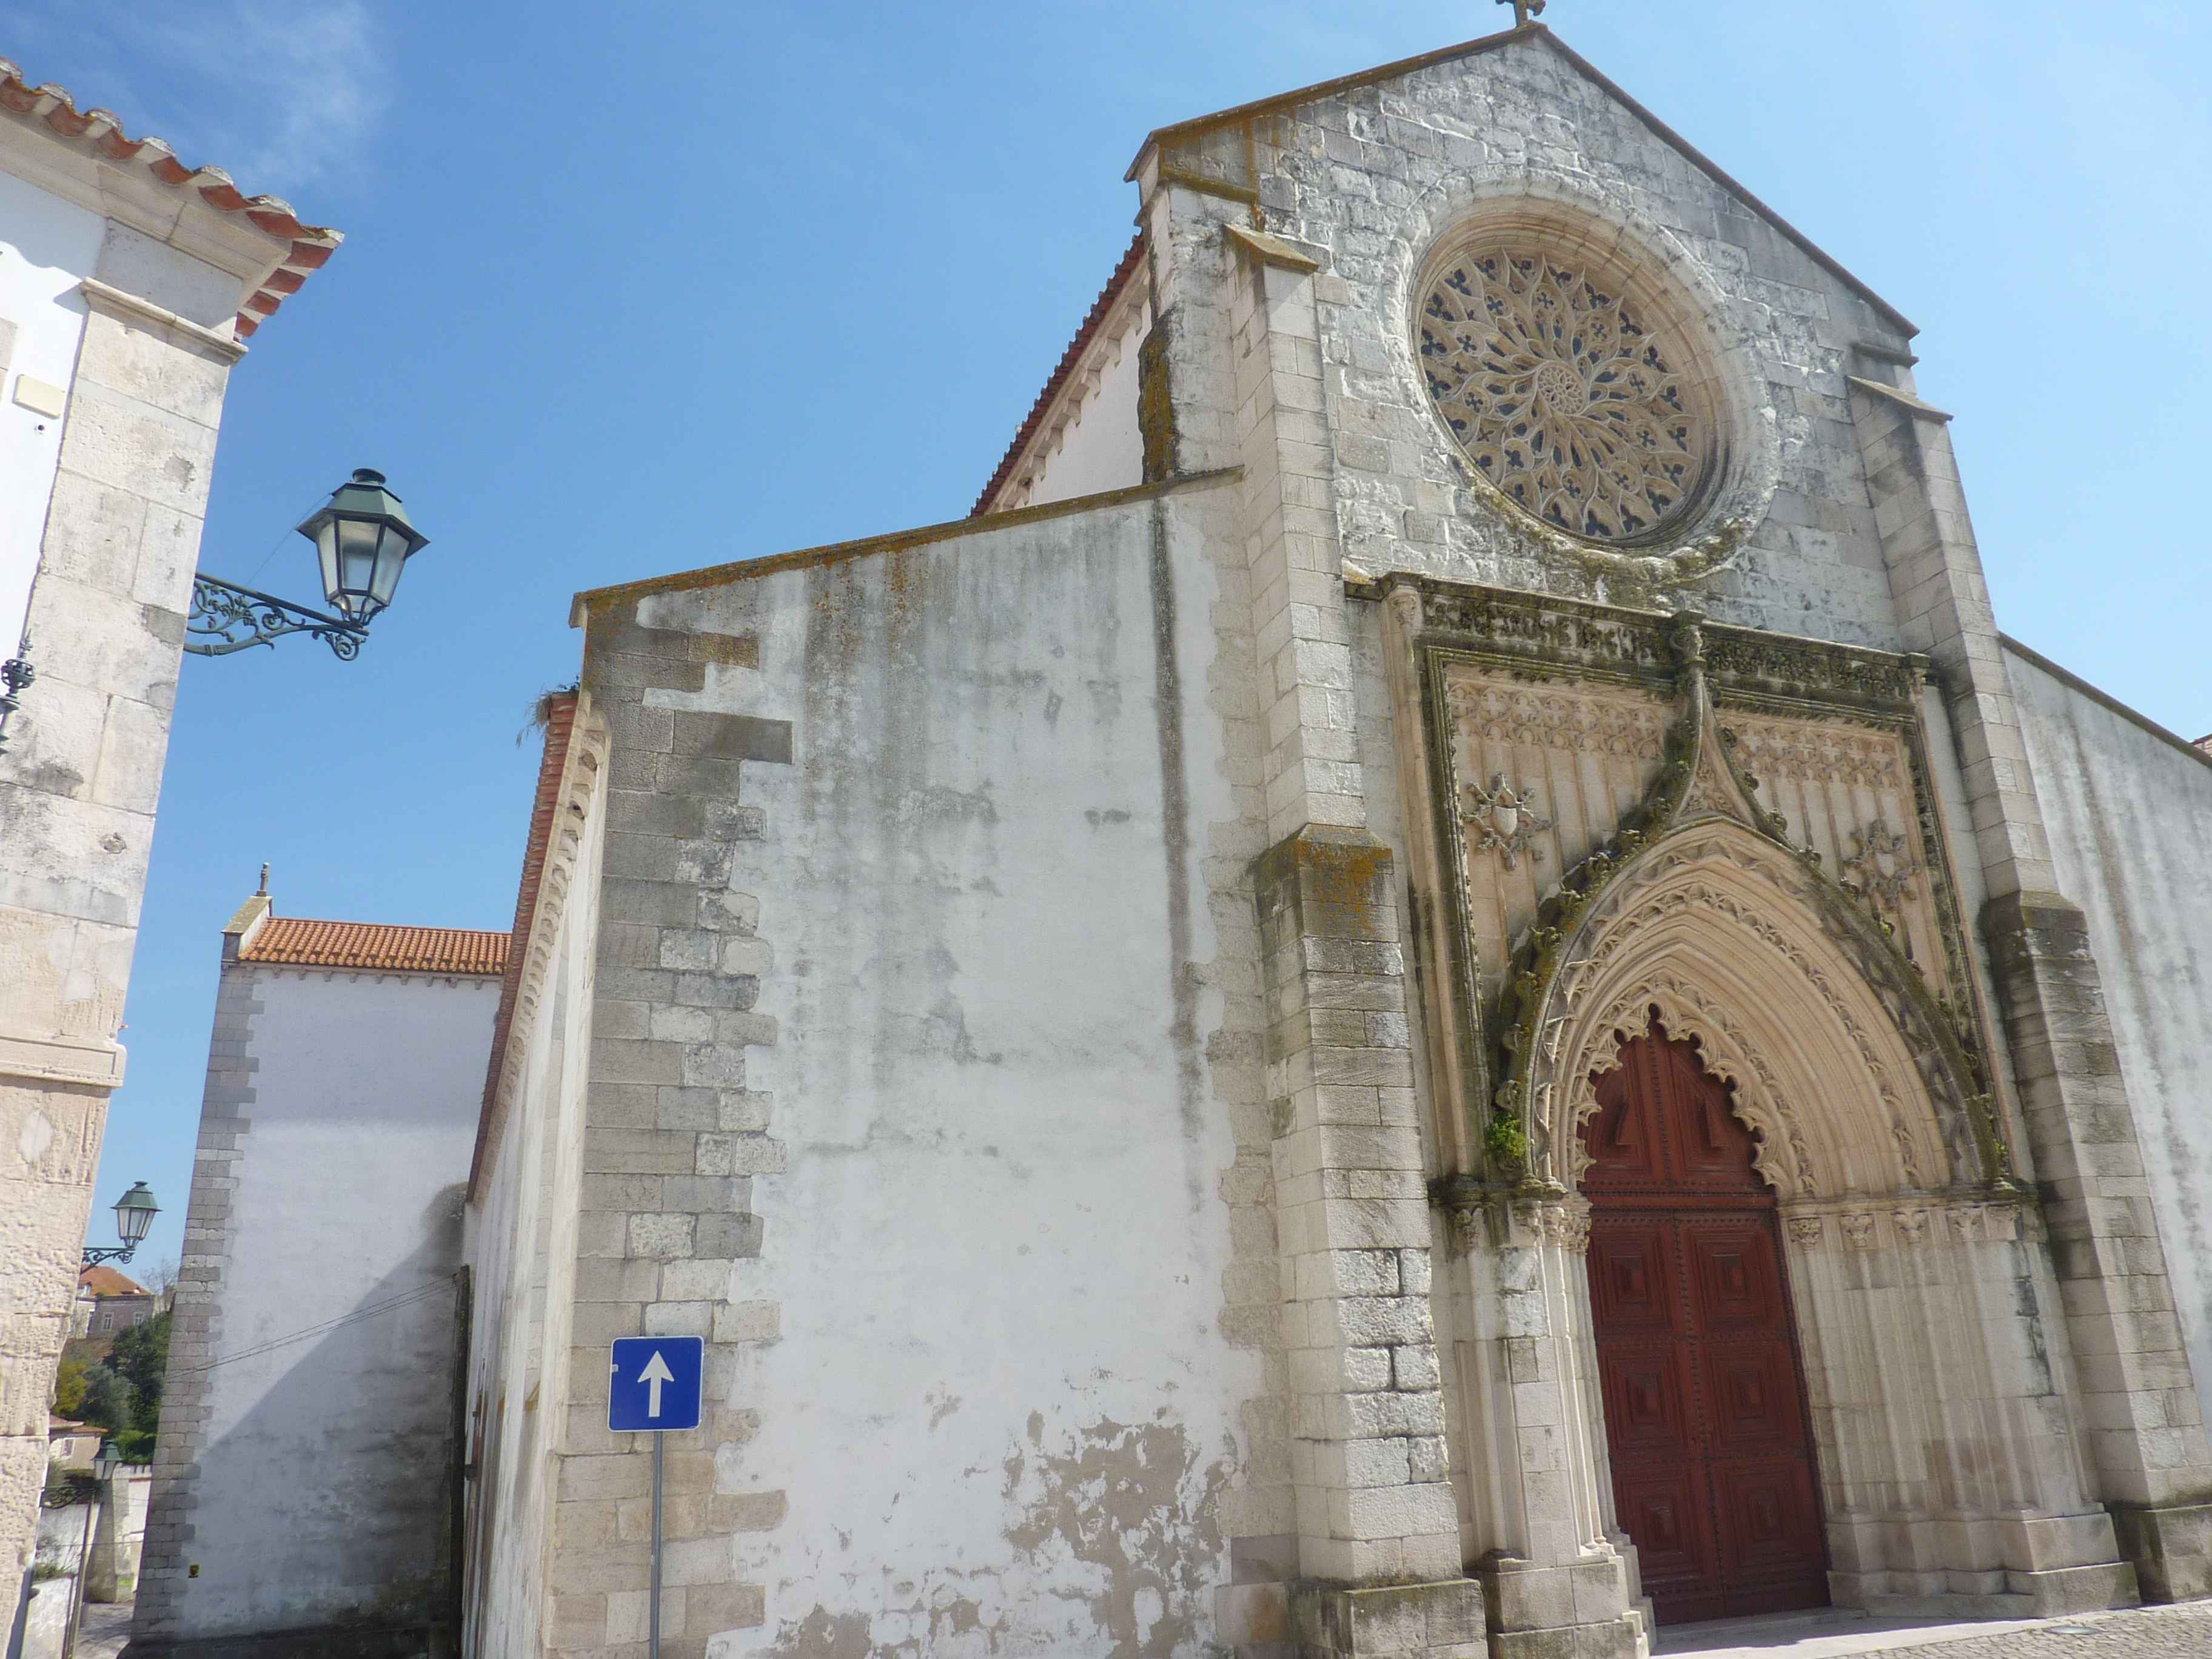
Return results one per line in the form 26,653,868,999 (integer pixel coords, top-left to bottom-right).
133,1190,466,1657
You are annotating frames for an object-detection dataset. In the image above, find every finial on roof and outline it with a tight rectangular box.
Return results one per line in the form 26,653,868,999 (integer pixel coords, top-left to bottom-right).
1496,0,1546,26
258,862,269,896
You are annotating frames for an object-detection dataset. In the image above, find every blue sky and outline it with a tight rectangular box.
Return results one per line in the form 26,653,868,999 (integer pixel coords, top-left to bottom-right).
14,0,2206,1272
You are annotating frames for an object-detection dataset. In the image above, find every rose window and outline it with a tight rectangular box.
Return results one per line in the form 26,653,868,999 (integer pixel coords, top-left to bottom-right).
1418,244,1717,543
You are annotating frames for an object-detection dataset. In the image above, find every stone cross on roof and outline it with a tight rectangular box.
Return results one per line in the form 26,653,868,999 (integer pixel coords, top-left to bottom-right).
1497,0,1546,25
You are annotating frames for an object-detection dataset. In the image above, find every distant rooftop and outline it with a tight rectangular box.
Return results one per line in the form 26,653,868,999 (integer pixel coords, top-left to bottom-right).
240,916,509,976
77,1265,149,1298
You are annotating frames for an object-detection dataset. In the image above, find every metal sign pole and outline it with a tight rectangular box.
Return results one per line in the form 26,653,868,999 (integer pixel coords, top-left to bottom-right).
649,1431,665,1659
609,1334,700,1659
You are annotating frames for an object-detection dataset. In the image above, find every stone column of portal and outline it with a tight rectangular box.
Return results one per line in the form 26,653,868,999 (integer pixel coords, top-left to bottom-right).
1130,166,1486,1655
1851,363,2212,1600
1372,585,1647,1659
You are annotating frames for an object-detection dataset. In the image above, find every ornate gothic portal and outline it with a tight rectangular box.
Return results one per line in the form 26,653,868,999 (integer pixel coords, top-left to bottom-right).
1584,1019,1826,1623
1382,577,2143,1640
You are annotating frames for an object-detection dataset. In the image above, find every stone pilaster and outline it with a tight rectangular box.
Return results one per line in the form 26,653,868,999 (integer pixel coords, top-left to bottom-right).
1224,224,1370,846
1853,369,2212,1599
1983,891,2212,1601
1,292,241,1620
1254,828,1470,1615
1443,1196,1649,1659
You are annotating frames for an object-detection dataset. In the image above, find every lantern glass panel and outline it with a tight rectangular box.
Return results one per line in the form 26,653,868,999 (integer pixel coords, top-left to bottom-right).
367,525,409,611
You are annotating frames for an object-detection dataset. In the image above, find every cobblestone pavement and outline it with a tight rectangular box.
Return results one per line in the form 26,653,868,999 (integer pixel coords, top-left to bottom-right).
1664,1602,2212,1659
1900,1604,2212,1658
74,1595,133,1658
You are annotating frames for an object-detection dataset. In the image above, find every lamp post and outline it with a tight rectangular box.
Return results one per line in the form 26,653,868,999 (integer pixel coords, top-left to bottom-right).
81,1182,158,1268
184,468,431,658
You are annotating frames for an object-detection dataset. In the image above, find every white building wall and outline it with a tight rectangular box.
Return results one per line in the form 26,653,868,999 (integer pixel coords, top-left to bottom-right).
464,769,604,1659
2006,645,2212,1439
141,963,497,1650
0,169,101,657
1014,295,1149,511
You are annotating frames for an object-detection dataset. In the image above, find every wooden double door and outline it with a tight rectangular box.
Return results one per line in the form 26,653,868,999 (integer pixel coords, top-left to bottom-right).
1581,1019,1828,1624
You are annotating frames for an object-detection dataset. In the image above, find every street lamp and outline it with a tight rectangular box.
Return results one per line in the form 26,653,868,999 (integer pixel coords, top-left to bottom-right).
92,1440,121,1480
184,468,431,658
0,469,429,754
82,1181,158,1267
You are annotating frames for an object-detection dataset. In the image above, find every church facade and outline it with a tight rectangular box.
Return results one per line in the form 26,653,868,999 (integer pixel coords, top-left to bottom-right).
445,21,2210,1659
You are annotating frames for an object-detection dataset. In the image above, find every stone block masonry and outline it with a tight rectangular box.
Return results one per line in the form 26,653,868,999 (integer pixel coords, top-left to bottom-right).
549,605,791,1659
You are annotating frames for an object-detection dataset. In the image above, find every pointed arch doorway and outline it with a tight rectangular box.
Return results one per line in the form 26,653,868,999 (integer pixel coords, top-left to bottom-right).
1583,1013,1828,1624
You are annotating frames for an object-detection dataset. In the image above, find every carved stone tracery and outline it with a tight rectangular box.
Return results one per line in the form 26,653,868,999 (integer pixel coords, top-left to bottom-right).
1417,241,1718,545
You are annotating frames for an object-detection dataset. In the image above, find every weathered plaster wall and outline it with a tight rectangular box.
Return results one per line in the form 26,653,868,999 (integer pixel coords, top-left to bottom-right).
2006,646,2212,1441
705,488,1262,1656
537,474,1284,1658
135,964,496,1653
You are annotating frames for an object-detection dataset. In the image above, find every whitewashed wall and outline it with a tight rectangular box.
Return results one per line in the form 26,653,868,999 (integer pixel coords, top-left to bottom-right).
0,169,100,657
2007,646,2212,1438
145,964,497,1647
1014,293,1149,511
683,494,1264,1653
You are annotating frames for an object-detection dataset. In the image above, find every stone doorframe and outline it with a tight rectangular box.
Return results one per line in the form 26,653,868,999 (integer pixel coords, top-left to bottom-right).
1373,578,2185,1655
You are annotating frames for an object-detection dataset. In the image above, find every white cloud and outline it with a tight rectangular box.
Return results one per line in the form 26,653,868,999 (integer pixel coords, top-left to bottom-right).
5,0,389,198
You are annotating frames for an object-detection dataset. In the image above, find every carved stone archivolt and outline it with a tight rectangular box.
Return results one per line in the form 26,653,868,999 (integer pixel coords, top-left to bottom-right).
1382,578,2017,1224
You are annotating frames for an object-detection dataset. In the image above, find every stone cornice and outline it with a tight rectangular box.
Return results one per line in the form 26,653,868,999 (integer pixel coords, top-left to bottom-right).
570,468,1242,622
467,695,608,1198
79,278,248,364
0,1028,124,1091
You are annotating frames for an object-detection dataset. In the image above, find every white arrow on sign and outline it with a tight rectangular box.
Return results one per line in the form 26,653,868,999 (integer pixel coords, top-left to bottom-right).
637,1349,675,1419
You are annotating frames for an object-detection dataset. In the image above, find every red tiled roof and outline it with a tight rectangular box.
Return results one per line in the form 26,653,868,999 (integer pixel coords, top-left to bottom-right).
0,57,342,340
471,692,580,1192
76,1266,147,1298
241,917,509,975
971,235,1146,517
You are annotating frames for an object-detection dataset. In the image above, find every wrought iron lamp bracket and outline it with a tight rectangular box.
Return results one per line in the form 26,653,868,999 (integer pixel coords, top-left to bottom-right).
186,572,367,660
81,1243,139,1267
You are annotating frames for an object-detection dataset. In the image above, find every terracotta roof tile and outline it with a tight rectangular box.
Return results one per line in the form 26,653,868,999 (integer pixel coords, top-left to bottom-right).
241,916,508,976
0,56,342,340
77,1266,147,1298
972,235,1145,517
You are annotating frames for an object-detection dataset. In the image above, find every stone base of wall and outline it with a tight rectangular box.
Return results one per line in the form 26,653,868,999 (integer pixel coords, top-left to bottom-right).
120,1620,450,1659
2111,1501,2212,1603
1835,1559,2138,1620
1289,1578,1488,1658
1474,1555,1649,1659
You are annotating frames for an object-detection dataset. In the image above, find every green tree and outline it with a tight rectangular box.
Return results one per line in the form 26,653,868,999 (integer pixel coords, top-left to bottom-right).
77,1366,135,1438
110,1308,170,1432
51,1355,88,1417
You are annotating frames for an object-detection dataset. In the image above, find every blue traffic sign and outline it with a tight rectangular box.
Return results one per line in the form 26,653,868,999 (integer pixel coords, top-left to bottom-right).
609,1335,704,1432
